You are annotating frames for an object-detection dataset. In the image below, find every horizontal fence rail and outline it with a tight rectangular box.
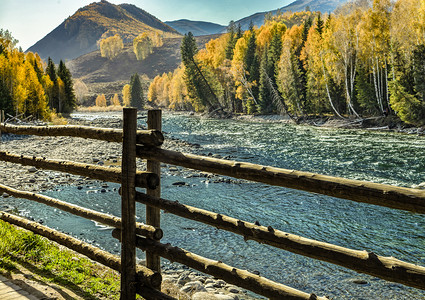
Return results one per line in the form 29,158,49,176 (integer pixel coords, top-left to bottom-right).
134,192,425,290
0,184,162,240
112,229,326,300
136,147,425,214
0,212,162,289
0,151,159,190
0,124,164,146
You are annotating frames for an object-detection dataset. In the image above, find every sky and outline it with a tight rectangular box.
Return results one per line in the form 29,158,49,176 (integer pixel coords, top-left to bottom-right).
0,0,291,51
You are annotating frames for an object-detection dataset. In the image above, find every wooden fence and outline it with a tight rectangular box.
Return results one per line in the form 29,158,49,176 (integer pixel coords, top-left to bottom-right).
0,108,425,300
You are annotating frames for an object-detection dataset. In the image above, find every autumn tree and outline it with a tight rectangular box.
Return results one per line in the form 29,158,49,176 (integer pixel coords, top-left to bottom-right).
122,84,131,107
99,34,123,60
111,93,121,106
95,94,107,107
133,33,152,60
74,79,89,105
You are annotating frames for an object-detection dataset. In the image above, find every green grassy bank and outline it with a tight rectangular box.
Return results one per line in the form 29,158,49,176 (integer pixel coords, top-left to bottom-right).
0,219,121,299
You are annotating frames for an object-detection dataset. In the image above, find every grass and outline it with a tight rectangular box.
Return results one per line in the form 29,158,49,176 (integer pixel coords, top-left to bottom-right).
0,219,191,299
76,105,124,112
0,219,121,299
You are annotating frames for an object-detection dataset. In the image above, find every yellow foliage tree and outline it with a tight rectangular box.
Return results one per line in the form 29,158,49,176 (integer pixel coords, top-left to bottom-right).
150,32,164,47
95,94,107,107
99,34,123,60
133,33,153,60
122,84,131,107
73,79,89,105
111,93,121,106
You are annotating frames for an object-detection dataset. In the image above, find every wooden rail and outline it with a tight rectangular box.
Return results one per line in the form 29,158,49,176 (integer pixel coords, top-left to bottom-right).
0,123,164,146
0,151,159,189
134,192,425,290
112,229,327,300
136,147,425,214
0,184,162,240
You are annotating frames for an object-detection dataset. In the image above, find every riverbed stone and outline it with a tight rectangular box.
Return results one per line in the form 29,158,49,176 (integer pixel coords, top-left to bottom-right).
226,286,241,294
180,281,206,293
177,272,191,285
28,167,37,172
192,292,218,300
215,294,238,300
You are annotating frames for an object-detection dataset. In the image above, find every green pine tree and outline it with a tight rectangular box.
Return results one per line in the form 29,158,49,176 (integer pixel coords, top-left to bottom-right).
258,46,271,114
413,44,425,103
316,13,324,36
236,23,243,40
0,79,13,115
130,73,144,110
181,32,222,112
58,60,76,113
225,21,237,60
45,57,59,112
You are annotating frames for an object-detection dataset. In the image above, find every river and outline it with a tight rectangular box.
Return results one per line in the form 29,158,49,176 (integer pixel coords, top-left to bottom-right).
6,111,425,299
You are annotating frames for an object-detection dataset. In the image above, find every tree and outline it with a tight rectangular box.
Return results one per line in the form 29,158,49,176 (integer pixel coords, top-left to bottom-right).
99,34,123,60
244,28,260,110
133,33,153,60
225,21,237,60
45,57,59,111
57,60,76,113
122,84,131,107
111,93,121,106
0,29,18,56
74,79,89,105
95,94,107,107
130,73,144,110
257,46,272,114
316,13,324,36
181,32,222,112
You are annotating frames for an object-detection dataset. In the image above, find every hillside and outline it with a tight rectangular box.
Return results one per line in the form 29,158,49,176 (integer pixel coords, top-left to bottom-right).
27,0,180,62
165,19,226,36
234,0,348,30
68,35,220,103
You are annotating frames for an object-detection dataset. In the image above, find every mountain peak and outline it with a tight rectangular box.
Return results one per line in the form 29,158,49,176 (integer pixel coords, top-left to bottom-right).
27,0,180,62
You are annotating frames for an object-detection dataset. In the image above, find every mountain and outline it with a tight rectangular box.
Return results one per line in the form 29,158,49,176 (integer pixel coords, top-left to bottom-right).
27,0,180,62
165,19,226,36
233,0,348,31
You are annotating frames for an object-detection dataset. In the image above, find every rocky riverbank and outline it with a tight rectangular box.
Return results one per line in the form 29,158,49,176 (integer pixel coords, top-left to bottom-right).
0,111,261,300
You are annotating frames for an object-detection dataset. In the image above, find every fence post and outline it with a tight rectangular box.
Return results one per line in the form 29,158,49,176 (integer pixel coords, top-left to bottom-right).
121,107,137,300
146,109,162,273
0,110,3,140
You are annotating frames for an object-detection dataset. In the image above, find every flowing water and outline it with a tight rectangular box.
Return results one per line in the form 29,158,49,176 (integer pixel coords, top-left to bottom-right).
5,112,425,299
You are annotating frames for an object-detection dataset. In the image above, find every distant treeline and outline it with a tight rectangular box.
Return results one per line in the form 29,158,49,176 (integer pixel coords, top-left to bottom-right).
0,29,76,121
148,0,425,126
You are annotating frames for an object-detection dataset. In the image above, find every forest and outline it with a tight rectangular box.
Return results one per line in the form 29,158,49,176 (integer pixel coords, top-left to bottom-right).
0,29,76,121
148,0,425,126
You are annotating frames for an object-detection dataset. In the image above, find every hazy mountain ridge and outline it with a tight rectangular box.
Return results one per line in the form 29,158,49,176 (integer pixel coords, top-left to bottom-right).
27,0,180,62
233,0,348,31
164,0,349,36
165,19,226,36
